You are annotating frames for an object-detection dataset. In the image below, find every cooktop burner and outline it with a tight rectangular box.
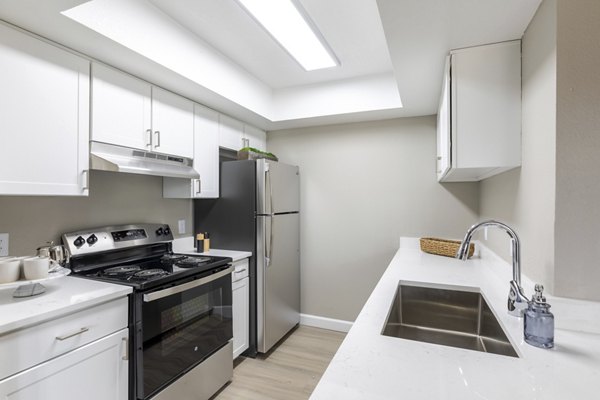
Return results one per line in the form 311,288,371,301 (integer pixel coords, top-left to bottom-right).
104,265,142,276
160,254,187,263
128,268,169,280
175,256,212,268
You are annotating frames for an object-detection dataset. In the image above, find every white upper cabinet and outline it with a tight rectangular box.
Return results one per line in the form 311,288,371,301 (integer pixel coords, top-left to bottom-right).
219,114,245,151
163,104,220,199
218,114,267,152
438,40,522,182
151,87,194,158
243,125,267,152
91,63,152,151
0,23,90,196
91,63,193,159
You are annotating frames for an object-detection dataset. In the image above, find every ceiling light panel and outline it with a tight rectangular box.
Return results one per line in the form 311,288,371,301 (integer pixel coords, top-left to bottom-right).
236,0,338,71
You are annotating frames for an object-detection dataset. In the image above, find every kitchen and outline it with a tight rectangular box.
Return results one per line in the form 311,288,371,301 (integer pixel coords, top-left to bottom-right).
1,0,599,399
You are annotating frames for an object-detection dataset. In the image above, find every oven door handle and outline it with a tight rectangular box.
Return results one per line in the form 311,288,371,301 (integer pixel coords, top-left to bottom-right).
142,266,233,303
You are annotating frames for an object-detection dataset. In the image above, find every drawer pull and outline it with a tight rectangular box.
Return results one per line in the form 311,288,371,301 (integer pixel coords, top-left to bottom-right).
55,327,89,341
234,269,247,274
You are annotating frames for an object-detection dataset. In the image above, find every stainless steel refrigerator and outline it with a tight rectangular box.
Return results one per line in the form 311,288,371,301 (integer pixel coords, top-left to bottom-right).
194,159,300,355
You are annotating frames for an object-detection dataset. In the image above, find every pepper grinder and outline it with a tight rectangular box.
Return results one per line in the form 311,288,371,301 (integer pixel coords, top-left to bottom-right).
524,284,554,349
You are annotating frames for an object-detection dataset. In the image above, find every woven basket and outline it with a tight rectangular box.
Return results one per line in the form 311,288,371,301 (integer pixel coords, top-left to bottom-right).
419,237,474,259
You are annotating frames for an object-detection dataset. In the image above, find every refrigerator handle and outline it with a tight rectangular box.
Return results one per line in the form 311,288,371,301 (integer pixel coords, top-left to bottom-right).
266,215,273,267
266,167,273,215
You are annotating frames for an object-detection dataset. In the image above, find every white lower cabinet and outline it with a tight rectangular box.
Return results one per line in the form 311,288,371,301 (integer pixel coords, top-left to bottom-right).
232,259,250,359
0,297,129,400
0,328,129,400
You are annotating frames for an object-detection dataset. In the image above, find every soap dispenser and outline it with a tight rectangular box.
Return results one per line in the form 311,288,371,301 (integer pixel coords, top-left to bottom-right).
524,284,554,349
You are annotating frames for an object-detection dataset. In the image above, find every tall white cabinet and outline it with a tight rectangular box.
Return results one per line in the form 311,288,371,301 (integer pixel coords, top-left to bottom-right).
437,40,522,182
232,258,250,359
0,23,90,196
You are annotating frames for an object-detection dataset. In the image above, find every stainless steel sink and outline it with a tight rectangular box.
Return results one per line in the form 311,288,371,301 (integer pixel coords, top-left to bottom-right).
382,284,518,357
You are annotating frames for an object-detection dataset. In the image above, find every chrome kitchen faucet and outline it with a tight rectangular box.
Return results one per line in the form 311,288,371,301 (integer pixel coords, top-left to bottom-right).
456,220,529,317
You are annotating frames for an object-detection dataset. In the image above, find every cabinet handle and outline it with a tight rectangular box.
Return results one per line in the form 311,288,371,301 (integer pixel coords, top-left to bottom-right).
234,269,247,274
81,170,89,191
194,179,201,195
56,327,89,341
122,337,129,361
154,131,161,148
146,129,152,148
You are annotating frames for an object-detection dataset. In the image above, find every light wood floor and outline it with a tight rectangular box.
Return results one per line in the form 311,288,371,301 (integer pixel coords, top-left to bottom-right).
213,326,346,400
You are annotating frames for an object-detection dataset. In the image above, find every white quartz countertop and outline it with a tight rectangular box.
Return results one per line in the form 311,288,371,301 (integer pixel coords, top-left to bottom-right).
172,237,252,262
311,239,600,399
0,276,131,336
177,249,252,263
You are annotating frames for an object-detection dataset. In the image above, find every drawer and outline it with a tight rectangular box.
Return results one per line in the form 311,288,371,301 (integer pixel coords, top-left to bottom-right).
0,297,128,379
231,258,249,282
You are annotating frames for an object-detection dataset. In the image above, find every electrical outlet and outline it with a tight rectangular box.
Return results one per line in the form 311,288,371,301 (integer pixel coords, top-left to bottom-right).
178,220,186,235
0,233,9,256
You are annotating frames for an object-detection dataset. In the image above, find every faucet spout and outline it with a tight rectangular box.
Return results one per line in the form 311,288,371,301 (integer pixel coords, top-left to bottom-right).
456,220,529,317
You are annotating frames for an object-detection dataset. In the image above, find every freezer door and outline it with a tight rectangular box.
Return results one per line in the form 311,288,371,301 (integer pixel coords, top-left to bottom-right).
257,213,300,353
257,159,300,215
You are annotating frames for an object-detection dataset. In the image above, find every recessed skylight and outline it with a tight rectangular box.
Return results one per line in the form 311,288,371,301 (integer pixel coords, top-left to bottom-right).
236,0,338,71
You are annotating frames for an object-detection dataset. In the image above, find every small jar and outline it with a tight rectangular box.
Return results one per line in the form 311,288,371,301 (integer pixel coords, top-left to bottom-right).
524,284,554,349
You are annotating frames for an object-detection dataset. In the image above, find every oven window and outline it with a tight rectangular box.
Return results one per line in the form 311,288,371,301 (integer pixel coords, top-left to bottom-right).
139,273,232,399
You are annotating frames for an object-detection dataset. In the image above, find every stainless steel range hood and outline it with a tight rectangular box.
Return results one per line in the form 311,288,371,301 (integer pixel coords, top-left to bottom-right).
90,142,199,179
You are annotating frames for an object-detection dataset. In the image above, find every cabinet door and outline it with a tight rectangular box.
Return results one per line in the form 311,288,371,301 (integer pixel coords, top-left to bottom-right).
219,114,244,151
0,329,128,400
232,276,249,359
244,125,267,152
0,24,90,196
436,56,451,181
194,104,220,198
151,87,194,158
162,104,219,199
451,41,521,170
91,63,152,151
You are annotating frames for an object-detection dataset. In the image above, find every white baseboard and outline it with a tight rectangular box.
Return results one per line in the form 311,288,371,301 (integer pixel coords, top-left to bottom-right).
300,313,353,333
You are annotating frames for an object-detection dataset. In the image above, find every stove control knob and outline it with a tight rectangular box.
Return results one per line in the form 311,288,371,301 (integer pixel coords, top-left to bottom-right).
156,227,164,236
86,234,98,245
73,236,85,247
163,227,171,236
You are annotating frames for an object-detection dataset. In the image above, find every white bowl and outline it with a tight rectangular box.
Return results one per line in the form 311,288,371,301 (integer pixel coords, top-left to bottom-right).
23,256,50,280
0,257,21,284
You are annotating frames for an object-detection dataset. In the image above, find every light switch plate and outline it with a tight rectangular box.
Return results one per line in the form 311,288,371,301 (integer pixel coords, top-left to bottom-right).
0,233,9,256
178,220,186,235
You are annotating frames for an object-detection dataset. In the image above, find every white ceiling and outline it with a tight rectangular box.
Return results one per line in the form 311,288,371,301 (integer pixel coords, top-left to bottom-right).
0,0,541,130
149,0,394,90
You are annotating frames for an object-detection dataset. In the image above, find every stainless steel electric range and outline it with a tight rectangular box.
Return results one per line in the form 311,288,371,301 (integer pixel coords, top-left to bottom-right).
62,223,234,400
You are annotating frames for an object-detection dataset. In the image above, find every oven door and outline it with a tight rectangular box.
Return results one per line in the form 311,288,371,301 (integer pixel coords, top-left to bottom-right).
137,266,233,399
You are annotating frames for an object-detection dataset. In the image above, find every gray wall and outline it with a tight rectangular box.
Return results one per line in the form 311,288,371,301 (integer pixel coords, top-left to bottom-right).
554,0,600,300
268,116,479,321
0,170,193,256
479,0,600,302
479,0,557,291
